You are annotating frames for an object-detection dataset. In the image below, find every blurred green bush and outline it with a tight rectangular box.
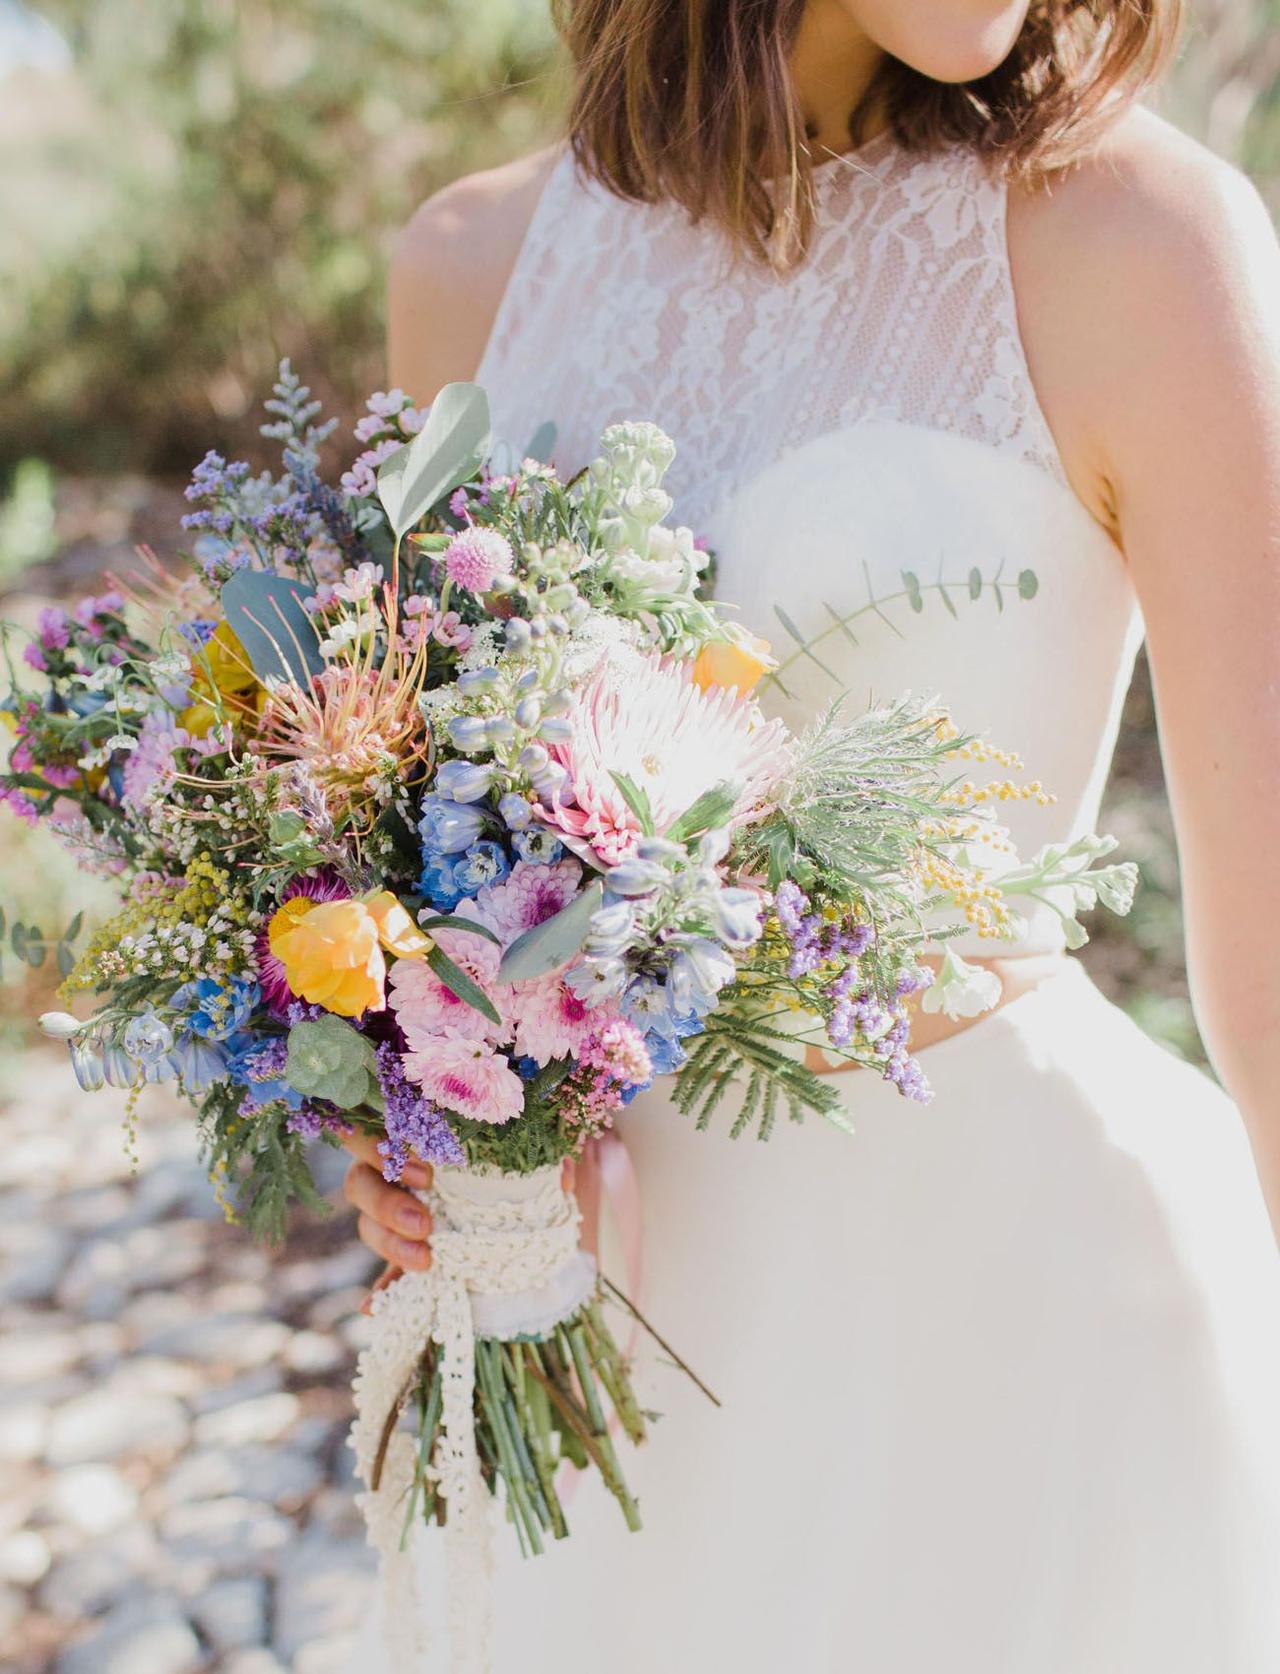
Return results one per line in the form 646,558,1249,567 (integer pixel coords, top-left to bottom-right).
0,0,562,477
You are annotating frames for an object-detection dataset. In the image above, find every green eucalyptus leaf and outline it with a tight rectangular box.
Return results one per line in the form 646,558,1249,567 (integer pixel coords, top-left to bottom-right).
64,910,83,943
499,879,604,983
56,943,75,978
376,382,490,539
1018,568,1039,600
220,571,324,687
426,944,502,1025
285,1015,380,1110
968,567,983,601
901,571,924,613
418,915,500,945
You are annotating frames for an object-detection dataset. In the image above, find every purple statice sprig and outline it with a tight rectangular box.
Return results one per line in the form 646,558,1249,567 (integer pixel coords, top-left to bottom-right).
771,878,934,1103
374,1041,465,1181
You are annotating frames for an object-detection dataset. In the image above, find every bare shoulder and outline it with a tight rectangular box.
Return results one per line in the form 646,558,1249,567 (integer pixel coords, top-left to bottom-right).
1009,107,1278,516
387,146,564,403
1014,107,1271,289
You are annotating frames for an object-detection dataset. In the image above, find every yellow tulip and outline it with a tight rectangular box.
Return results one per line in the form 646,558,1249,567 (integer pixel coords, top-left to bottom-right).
691,628,774,695
268,897,387,1018
365,890,433,959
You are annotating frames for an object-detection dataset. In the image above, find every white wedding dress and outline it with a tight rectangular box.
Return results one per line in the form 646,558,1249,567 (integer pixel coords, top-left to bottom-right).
359,134,1280,1671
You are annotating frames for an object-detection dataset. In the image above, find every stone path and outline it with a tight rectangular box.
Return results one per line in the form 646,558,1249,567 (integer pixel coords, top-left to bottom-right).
0,1049,382,1673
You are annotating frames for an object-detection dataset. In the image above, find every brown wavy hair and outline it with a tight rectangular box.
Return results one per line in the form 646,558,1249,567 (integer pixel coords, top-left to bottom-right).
553,0,1182,263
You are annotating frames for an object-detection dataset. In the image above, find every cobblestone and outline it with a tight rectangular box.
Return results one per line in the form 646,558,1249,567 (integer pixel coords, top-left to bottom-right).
2,1054,379,1672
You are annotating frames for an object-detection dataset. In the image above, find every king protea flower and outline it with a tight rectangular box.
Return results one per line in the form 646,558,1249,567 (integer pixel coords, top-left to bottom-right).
541,654,791,864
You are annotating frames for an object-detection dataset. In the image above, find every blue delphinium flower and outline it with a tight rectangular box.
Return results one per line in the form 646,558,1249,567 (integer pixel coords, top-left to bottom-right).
418,793,486,856
512,826,563,865
168,1031,229,1093
225,1036,303,1113
172,976,261,1041
420,853,465,911
453,839,511,896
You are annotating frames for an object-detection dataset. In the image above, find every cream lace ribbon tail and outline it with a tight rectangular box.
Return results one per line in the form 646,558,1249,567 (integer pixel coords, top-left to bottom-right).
350,1165,595,1674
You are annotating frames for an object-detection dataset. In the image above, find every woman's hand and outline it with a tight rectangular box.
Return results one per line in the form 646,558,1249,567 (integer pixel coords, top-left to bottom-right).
341,1136,597,1309
341,1131,434,1309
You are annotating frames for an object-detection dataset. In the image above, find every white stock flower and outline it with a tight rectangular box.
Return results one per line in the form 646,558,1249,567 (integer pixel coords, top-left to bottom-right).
920,948,1003,1020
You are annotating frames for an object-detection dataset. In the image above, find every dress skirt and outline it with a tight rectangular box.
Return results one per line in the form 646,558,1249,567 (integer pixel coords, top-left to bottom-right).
357,958,1280,1672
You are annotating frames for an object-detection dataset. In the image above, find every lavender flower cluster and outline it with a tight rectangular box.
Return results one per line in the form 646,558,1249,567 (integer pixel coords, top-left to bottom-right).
774,880,933,1103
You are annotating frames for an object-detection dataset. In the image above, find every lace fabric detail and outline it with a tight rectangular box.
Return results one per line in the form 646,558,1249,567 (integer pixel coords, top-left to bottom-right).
478,134,1069,537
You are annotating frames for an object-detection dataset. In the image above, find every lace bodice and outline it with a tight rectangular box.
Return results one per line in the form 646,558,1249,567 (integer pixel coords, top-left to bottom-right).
478,134,1068,530
476,136,1144,957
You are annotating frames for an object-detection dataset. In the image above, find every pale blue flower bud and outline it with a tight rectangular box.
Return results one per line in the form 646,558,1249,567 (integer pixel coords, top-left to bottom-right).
518,743,549,774
605,859,667,898
497,792,533,831
538,717,574,744
435,760,494,803
103,1042,143,1089
514,697,542,730
447,716,490,752
712,887,763,949
70,1037,106,1092
457,667,501,694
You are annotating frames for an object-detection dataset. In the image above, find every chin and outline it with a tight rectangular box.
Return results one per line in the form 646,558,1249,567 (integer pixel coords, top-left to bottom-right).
858,2,1031,85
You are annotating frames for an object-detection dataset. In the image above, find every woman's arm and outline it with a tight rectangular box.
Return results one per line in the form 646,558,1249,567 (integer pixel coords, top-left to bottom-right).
385,147,560,404
1013,110,1280,1233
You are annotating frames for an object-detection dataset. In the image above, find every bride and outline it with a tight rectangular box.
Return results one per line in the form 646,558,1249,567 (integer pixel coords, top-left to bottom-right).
342,1,1280,1667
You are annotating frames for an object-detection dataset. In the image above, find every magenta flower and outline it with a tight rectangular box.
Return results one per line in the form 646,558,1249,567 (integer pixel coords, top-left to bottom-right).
443,528,514,595
388,909,508,1046
37,607,71,651
402,1032,525,1126
470,858,583,949
508,974,596,1066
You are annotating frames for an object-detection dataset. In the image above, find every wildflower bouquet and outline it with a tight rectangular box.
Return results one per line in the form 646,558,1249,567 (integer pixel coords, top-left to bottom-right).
3,367,1135,1671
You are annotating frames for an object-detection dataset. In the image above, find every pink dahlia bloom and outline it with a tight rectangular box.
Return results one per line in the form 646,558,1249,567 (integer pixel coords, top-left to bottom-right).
443,528,514,595
540,654,793,865
402,1032,525,1126
388,911,508,1046
256,870,352,1013
470,858,583,950
508,974,596,1066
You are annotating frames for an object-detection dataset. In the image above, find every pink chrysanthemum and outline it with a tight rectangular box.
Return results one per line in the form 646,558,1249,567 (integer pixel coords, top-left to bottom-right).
470,858,583,949
539,654,793,865
443,527,514,595
388,912,508,1046
508,975,596,1066
256,870,352,1013
402,1032,525,1126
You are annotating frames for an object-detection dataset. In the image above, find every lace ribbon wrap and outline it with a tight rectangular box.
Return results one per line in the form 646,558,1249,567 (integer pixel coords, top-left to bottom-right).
350,1164,595,1674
